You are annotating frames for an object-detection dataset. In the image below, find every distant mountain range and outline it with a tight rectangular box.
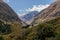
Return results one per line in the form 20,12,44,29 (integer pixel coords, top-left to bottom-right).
20,11,39,24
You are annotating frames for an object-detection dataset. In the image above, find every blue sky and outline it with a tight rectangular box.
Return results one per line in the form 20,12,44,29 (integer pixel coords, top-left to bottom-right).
4,0,55,16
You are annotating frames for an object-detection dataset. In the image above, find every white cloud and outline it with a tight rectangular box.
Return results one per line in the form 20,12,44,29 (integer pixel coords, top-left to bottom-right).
26,4,49,12
18,13,26,17
18,4,50,17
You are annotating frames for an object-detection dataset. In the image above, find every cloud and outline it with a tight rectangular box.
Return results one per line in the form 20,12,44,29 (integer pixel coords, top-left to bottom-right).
18,4,50,17
26,4,49,12
18,13,26,17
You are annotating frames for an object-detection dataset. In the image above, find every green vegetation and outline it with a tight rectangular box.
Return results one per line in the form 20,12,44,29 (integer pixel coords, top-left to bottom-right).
25,16,60,40
25,23,56,40
0,17,60,40
0,20,24,40
0,20,12,34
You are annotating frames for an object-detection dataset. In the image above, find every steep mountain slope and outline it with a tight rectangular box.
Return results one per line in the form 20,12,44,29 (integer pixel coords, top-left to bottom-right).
25,1,60,40
0,1,25,40
0,1,20,22
37,1,60,20
25,16,60,40
31,1,60,26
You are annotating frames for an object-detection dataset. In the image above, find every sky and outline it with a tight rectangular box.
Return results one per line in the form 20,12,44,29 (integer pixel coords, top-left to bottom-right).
4,0,55,17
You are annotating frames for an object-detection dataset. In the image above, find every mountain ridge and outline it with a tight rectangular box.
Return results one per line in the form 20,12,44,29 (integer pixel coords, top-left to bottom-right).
0,1,21,22
30,1,60,26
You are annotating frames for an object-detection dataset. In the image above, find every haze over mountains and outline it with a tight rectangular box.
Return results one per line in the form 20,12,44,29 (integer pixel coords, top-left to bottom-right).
20,11,39,24
0,0,60,40
20,0,60,26
0,0,60,27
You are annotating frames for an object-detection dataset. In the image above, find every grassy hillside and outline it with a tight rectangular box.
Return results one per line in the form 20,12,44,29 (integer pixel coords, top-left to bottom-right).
0,16,60,40
25,16,60,40
0,20,25,40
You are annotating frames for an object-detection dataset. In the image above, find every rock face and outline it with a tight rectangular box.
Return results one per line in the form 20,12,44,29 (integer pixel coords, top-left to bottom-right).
0,0,21,22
